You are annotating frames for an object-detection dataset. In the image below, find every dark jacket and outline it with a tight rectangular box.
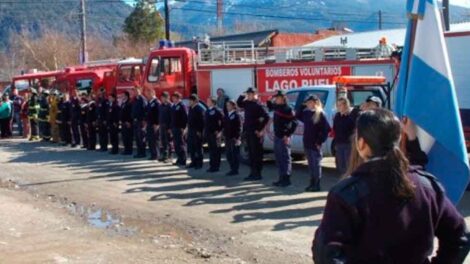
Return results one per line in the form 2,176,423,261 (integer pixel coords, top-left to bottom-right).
60,100,71,123
296,107,330,150
38,96,49,121
170,101,187,129
205,106,224,135
79,99,88,125
146,98,160,126
159,102,172,127
131,95,147,122
106,101,120,127
236,95,269,132
224,110,242,141
86,100,96,124
188,103,205,133
69,97,81,122
120,99,132,124
267,101,298,138
96,97,109,123
333,111,355,145
313,159,470,264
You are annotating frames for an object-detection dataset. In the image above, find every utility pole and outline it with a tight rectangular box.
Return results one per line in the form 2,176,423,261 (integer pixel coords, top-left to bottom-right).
443,0,450,31
378,10,383,30
217,0,223,34
164,0,170,40
79,0,87,64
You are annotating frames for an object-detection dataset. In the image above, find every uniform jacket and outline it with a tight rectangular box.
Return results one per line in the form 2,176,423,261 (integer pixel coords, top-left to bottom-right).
146,97,160,126
236,95,270,132
131,95,147,122
96,97,109,123
86,100,96,124
333,112,355,145
120,99,132,124
205,106,224,136
224,111,241,141
38,96,49,121
159,102,172,127
49,97,59,125
188,103,205,133
69,97,81,122
295,107,330,150
313,159,470,264
60,100,71,123
170,101,187,129
267,101,298,138
106,101,120,127
79,99,88,125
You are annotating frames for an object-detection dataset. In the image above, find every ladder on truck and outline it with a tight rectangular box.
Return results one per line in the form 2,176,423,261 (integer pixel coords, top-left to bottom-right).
197,40,386,65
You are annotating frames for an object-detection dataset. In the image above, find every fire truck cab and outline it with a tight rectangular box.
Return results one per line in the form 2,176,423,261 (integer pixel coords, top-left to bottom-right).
55,67,112,97
104,58,145,100
8,71,62,96
142,46,197,98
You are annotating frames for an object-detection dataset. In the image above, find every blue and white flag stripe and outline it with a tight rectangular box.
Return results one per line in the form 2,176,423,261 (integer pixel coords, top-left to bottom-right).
396,0,470,203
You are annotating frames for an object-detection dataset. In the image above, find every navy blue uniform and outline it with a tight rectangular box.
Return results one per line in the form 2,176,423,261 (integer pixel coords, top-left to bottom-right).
224,110,242,175
205,106,224,171
146,97,160,160
267,101,298,180
69,96,81,147
120,99,133,154
313,159,470,264
107,100,120,154
171,101,187,165
237,95,270,179
187,103,205,168
97,97,109,151
79,99,89,149
60,99,72,145
132,95,148,157
159,102,172,161
86,100,97,150
296,107,330,187
333,112,355,175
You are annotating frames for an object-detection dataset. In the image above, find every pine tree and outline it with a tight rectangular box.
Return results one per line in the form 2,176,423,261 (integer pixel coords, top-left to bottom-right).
123,0,164,43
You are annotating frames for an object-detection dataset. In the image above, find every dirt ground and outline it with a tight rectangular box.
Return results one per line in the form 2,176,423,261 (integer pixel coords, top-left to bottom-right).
0,138,470,264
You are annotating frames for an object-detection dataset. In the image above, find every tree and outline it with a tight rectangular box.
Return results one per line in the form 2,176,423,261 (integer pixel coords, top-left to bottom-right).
123,0,165,44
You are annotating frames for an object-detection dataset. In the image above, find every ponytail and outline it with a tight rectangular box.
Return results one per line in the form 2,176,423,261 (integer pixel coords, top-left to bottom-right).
385,146,415,200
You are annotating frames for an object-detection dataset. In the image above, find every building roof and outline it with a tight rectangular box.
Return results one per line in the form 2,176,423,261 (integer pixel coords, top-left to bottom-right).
176,29,279,50
304,23,470,49
271,30,341,47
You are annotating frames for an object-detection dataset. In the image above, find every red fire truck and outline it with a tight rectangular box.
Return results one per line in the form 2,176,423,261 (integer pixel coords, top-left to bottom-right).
54,66,112,97
8,70,62,96
142,41,398,102
102,58,145,100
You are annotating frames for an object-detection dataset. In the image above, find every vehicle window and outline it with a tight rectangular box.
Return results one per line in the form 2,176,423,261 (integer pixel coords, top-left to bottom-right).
348,90,382,107
14,80,29,91
76,79,93,93
286,92,299,109
162,57,182,75
119,66,133,82
133,65,142,81
148,58,160,82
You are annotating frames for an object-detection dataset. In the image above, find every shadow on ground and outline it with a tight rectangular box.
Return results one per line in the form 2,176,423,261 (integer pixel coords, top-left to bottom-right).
1,139,344,231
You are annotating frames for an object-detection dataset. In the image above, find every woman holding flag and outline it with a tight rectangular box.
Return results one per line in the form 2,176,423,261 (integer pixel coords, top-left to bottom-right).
312,108,469,264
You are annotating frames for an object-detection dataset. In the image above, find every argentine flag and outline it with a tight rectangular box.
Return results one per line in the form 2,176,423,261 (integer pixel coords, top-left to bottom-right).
396,0,470,203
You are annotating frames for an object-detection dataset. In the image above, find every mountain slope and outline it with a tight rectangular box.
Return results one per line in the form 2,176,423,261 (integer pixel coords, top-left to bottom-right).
0,0,132,49
166,0,470,37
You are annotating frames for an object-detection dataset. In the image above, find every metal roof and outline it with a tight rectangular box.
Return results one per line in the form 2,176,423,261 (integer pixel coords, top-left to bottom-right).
304,23,470,49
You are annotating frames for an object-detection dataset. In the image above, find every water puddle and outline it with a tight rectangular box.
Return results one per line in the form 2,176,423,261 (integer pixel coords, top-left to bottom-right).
65,203,136,236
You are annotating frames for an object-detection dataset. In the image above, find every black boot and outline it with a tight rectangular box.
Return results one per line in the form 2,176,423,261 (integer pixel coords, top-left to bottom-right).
273,175,290,187
305,177,321,192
